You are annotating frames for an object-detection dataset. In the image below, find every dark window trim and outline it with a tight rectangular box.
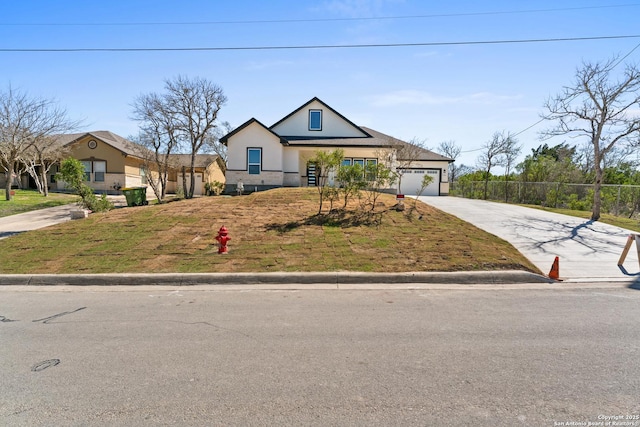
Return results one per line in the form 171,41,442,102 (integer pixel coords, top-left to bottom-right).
80,159,107,182
309,109,322,131
247,147,262,175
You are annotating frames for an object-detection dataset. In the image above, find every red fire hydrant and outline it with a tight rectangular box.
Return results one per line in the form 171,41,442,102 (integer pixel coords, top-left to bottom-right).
215,226,231,254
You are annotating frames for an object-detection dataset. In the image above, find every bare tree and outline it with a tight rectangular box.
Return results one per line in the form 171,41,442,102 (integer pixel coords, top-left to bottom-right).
21,135,70,196
501,133,521,202
476,131,511,200
128,130,178,202
132,76,227,199
0,86,77,200
203,121,232,174
436,140,462,183
131,91,182,202
163,76,226,198
541,57,640,220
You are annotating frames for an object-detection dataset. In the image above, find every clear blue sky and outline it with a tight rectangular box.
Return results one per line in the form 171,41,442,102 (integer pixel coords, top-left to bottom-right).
2,1,639,168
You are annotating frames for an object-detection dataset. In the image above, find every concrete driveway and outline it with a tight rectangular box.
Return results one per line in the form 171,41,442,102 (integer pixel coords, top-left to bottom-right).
419,196,640,282
0,204,77,240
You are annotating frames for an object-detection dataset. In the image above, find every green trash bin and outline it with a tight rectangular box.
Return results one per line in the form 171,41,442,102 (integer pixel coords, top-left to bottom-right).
122,187,148,207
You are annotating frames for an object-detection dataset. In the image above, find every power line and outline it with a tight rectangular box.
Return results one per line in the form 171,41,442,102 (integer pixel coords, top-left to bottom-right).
2,4,639,27
612,41,640,67
510,40,640,140
2,34,639,53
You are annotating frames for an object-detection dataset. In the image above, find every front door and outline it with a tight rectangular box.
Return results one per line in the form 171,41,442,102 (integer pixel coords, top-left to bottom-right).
307,163,316,186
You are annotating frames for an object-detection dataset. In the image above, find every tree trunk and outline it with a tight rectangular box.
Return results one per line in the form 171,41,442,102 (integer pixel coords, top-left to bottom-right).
160,166,167,200
181,166,187,198
5,165,13,200
504,177,509,203
41,166,49,196
483,173,490,200
591,163,603,221
189,166,195,199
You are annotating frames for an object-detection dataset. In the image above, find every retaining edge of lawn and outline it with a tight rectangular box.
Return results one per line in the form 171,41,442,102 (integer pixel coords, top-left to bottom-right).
0,270,554,286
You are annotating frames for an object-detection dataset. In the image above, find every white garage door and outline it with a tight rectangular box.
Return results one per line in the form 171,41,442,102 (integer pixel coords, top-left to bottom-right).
178,173,204,196
399,169,440,196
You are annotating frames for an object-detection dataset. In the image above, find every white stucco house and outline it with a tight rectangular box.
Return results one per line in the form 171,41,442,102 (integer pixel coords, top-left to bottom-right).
220,97,453,196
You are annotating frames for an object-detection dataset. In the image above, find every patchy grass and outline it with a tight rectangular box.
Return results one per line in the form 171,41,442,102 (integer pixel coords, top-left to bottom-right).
0,189,79,218
0,188,540,274
521,204,640,233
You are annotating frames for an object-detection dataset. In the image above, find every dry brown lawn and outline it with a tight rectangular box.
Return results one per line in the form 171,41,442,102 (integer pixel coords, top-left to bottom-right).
0,188,540,274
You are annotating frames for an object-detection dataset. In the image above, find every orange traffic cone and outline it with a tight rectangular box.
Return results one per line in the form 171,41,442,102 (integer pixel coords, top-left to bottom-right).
548,256,561,281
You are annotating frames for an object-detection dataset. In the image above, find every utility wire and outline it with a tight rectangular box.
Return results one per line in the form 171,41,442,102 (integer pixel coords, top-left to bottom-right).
2,34,639,52
459,39,640,155
510,40,640,140
2,3,639,27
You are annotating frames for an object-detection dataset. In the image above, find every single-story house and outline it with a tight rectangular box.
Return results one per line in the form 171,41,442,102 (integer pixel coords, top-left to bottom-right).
168,154,226,196
3,131,225,196
220,97,453,196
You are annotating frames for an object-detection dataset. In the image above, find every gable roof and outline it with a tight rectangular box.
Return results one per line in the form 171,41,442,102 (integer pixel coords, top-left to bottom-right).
219,118,286,145
270,97,371,138
361,127,454,162
219,97,453,162
168,153,221,168
54,131,139,156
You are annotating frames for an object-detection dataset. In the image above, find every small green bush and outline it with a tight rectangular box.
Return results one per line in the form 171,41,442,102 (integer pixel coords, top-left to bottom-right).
57,158,114,212
567,193,589,211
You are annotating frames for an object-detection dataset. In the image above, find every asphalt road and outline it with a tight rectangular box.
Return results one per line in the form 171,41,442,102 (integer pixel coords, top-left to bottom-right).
2,285,640,426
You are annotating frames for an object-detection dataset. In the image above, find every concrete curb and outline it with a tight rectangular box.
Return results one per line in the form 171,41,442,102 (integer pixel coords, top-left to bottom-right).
0,270,554,286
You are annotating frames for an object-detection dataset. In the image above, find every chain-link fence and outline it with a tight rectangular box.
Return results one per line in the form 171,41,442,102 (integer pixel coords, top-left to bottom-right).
450,181,640,218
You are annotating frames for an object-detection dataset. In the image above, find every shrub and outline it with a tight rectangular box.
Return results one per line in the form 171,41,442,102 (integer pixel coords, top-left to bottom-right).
57,158,114,212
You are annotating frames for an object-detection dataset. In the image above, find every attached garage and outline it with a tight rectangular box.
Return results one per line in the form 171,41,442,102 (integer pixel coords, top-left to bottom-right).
398,168,441,196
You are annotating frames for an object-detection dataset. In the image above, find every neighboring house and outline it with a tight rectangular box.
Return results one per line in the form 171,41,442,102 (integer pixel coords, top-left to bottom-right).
168,154,226,196
4,131,224,196
220,97,453,196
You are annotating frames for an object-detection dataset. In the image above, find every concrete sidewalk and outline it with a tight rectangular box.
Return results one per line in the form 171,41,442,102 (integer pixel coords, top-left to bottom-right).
419,196,640,281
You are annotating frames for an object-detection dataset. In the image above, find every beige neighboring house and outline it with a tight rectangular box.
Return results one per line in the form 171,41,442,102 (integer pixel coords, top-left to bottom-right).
221,97,453,196
5,131,225,196
167,154,226,196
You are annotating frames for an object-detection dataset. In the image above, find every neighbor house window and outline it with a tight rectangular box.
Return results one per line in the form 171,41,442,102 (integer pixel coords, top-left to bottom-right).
140,167,147,185
248,148,261,174
80,160,106,182
309,110,322,131
341,159,352,167
81,161,91,181
93,161,106,182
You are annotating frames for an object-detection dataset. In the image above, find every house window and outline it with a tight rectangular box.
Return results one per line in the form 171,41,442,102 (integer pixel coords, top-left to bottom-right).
341,158,378,179
365,159,378,180
248,148,261,175
94,161,106,182
81,161,91,181
80,160,106,182
140,167,147,185
309,110,322,131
